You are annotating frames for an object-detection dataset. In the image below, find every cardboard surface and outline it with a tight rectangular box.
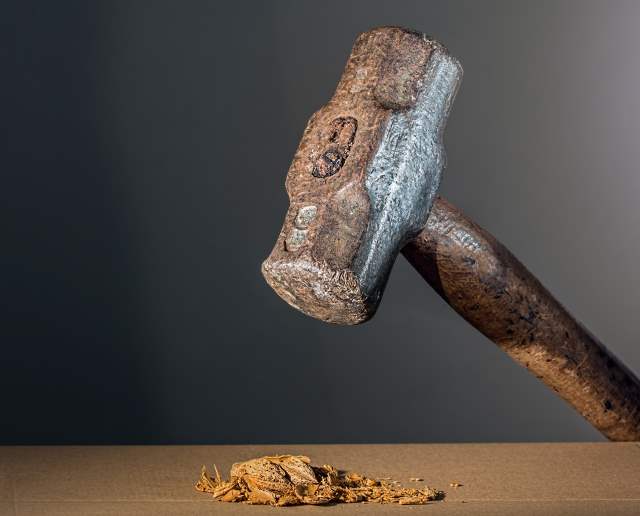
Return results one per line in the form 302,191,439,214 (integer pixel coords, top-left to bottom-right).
0,443,639,515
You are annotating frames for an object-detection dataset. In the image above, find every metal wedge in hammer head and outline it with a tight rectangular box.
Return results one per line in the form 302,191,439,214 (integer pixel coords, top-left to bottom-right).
261,27,462,324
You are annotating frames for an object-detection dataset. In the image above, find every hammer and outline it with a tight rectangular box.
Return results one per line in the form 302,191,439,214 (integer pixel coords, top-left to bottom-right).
261,27,640,441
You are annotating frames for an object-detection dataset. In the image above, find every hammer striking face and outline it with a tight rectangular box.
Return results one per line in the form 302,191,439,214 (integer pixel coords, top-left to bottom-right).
262,27,462,324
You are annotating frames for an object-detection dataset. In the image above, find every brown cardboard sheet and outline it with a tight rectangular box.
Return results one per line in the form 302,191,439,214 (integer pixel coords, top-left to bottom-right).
1,443,639,515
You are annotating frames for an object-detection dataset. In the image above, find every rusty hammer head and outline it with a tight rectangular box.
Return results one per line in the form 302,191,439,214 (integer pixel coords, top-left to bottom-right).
262,27,462,324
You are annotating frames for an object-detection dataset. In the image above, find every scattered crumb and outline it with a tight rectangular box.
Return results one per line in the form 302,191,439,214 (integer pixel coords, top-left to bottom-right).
409,477,424,482
195,455,445,506
449,481,463,488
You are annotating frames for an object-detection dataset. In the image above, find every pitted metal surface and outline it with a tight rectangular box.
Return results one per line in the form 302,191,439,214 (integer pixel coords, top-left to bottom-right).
262,28,462,324
355,47,462,307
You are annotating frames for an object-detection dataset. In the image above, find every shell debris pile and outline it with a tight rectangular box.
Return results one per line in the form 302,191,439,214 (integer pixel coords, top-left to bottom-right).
195,454,444,506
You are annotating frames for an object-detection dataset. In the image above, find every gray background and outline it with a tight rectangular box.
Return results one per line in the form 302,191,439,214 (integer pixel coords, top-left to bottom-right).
2,0,640,444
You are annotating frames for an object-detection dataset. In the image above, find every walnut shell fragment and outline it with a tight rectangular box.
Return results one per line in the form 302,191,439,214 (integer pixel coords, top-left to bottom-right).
195,455,444,506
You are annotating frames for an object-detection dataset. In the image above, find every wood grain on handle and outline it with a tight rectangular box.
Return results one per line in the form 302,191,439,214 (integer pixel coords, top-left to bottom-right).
403,197,640,441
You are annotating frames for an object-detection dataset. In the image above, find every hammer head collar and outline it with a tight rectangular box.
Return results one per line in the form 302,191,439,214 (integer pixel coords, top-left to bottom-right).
262,27,462,324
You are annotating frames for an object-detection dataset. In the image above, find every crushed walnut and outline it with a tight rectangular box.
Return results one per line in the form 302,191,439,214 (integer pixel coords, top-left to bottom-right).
195,455,444,506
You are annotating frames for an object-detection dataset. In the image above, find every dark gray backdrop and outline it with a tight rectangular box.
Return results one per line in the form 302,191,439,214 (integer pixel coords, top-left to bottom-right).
3,0,640,444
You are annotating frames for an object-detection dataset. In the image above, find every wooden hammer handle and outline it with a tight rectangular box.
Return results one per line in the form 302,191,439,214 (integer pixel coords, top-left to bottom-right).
403,197,640,441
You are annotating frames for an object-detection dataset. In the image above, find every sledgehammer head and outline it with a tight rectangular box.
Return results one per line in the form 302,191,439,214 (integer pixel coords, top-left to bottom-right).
261,27,462,324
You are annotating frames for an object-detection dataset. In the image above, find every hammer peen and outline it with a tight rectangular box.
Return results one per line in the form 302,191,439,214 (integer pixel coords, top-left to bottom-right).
261,27,640,441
